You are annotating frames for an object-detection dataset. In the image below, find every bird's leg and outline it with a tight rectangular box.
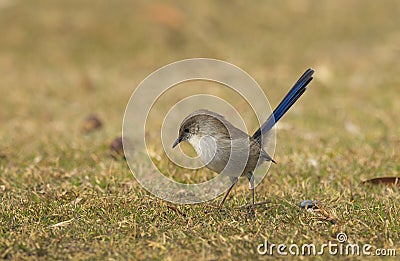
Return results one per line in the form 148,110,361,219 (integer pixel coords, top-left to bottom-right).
247,172,255,209
217,177,238,210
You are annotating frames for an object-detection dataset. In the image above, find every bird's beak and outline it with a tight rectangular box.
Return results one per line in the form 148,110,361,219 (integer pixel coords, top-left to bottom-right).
172,136,182,148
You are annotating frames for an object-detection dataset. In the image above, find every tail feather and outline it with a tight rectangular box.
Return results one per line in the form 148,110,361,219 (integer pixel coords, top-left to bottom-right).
252,68,314,143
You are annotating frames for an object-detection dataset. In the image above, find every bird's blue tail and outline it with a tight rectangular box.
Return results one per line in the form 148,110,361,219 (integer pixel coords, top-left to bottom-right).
252,68,315,143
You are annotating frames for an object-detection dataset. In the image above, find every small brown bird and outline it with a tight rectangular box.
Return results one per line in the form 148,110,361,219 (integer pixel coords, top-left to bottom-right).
173,69,315,209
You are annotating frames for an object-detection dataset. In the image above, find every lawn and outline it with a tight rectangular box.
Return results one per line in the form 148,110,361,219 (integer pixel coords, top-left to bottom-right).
1,0,399,259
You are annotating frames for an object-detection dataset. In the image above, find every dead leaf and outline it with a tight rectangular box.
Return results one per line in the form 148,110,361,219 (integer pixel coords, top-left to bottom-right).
82,114,103,133
110,136,125,159
362,177,400,186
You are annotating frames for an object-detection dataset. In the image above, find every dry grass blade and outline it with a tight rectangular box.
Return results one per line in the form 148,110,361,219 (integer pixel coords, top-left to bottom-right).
47,219,75,228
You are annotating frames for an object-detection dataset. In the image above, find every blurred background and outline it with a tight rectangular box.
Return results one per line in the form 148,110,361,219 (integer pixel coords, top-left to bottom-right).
1,0,399,161
1,0,400,259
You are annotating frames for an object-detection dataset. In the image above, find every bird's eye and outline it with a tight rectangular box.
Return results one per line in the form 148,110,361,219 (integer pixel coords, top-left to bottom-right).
184,127,189,133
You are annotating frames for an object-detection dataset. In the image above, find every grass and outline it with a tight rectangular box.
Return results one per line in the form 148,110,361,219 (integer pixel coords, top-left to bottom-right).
1,0,400,259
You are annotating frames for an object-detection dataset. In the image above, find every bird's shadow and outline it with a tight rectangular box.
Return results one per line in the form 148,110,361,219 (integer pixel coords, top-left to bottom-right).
203,200,270,216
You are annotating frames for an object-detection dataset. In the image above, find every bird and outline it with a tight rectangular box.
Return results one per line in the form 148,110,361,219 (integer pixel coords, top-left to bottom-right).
172,68,315,210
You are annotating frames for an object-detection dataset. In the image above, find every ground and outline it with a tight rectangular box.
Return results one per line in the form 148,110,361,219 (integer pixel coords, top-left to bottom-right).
0,0,399,260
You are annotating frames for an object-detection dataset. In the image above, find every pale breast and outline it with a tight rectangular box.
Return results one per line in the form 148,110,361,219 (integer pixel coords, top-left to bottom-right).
188,135,264,178
188,135,218,167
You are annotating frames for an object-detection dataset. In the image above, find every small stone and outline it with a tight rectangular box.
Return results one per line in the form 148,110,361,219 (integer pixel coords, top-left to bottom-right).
300,200,319,210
